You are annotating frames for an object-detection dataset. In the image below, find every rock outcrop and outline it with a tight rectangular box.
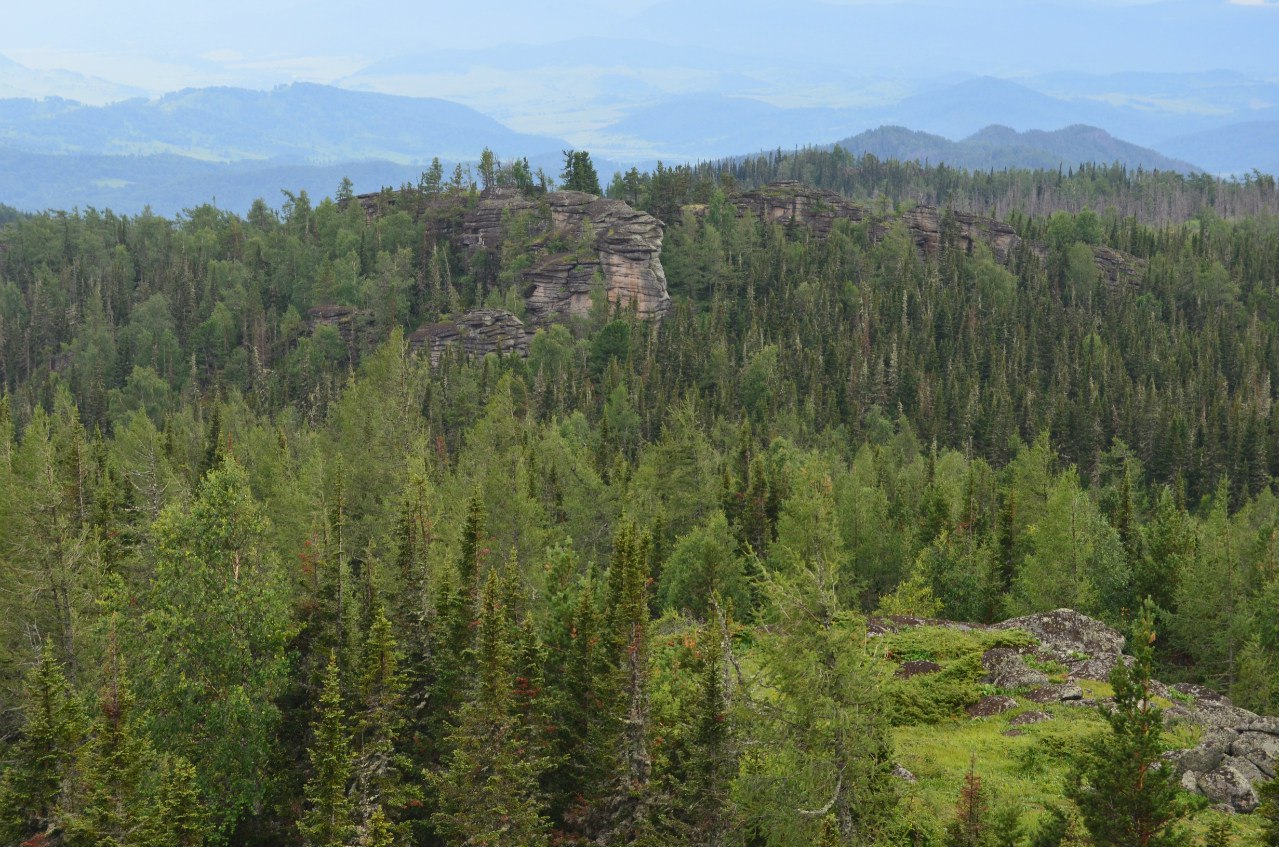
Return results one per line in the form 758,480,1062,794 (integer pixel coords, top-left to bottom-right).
407,309,529,364
901,204,1021,263
358,187,671,335
724,181,1144,288
727,180,868,239
873,606,1278,813
307,304,374,349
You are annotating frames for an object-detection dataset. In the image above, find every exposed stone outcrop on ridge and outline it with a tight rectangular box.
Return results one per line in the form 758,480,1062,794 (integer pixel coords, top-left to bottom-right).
724,181,1144,287
406,309,529,364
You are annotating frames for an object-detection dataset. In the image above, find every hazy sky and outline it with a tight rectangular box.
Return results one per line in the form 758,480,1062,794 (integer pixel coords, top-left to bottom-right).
2,0,1277,98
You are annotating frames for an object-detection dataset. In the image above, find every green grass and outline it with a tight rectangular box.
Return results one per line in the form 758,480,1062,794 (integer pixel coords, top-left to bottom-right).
882,625,1266,844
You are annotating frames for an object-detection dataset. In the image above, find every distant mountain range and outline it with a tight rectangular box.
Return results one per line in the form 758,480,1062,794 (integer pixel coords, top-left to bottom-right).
832,125,1198,175
0,83,567,164
0,79,1269,216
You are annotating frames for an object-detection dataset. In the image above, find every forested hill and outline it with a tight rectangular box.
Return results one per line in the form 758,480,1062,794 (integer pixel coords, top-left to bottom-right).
0,155,1277,846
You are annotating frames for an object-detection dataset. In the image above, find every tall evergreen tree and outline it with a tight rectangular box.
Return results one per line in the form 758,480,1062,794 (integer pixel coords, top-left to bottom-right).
0,641,84,844
1067,601,1189,847
61,639,161,847
433,570,549,847
298,655,356,847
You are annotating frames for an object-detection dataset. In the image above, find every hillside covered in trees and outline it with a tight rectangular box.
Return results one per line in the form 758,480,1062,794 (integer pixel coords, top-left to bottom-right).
0,151,1278,846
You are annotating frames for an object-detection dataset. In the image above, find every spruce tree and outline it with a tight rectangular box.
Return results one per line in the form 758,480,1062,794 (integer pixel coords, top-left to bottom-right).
61,642,161,847
298,655,356,847
0,641,84,843
152,756,210,847
1066,601,1188,847
433,570,549,847
354,605,412,838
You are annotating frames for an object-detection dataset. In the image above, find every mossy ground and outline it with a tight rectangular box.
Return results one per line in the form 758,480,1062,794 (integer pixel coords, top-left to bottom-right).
879,626,1266,844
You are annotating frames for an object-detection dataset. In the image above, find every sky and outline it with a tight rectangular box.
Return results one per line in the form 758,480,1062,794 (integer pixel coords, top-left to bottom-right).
2,0,1277,98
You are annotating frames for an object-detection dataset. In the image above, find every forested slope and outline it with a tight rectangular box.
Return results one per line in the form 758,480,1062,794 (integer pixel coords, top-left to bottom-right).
0,153,1277,846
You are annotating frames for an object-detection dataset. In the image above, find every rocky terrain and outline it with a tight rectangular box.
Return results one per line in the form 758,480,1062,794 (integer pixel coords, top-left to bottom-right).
725,181,1146,287
871,608,1278,814
347,187,671,362
406,309,529,364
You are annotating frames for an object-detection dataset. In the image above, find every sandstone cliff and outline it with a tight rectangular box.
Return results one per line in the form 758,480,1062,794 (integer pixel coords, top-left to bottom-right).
407,308,529,364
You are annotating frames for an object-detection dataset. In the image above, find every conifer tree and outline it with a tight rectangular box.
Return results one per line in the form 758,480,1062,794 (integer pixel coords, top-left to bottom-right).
298,655,356,847
742,511,897,845
152,756,210,847
354,605,412,837
1067,601,1188,847
0,641,84,843
947,756,991,847
681,601,738,847
434,570,549,847
1258,777,1279,847
61,640,160,847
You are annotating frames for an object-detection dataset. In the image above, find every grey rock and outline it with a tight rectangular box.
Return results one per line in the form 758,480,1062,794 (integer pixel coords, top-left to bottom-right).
1230,731,1279,778
967,695,1019,718
892,764,917,783
1180,770,1199,793
1195,765,1259,813
993,608,1126,679
1009,710,1052,727
1220,755,1267,785
981,648,1050,690
1026,683,1084,703
1247,716,1279,736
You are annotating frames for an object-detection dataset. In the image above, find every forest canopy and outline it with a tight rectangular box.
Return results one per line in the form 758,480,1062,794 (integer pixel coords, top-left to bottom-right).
0,150,1277,846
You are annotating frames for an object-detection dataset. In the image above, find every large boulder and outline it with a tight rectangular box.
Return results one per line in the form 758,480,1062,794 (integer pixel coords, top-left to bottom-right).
993,608,1127,679
1231,731,1279,779
1195,764,1260,813
981,648,1050,690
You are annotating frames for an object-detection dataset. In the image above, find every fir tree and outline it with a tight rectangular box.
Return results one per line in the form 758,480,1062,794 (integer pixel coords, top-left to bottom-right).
354,605,412,838
61,640,161,847
152,756,210,847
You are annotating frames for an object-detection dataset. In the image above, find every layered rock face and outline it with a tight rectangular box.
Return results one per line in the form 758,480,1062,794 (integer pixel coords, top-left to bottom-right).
350,187,670,362
407,309,529,364
435,189,670,326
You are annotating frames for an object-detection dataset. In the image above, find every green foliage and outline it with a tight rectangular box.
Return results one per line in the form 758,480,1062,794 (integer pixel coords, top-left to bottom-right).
298,656,356,847
0,642,84,843
1067,602,1190,847
138,458,292,839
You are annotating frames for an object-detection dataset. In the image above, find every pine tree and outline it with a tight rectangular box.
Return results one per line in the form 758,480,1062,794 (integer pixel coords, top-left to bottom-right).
298,655,356,847
433,570,549,847
1067,601,1188,847
0,641,84,843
